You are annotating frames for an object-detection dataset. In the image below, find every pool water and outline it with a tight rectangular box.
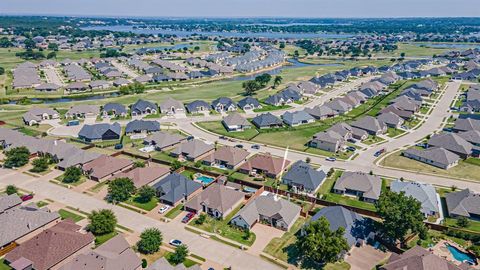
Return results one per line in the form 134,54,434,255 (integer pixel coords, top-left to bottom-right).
196,175,215,185
446,244,477,265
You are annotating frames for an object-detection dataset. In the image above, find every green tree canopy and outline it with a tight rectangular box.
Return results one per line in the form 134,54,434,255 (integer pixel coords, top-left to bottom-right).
137,185,156,203
30,157,50,173
375,190,426,245
136,228,163,254
273,76,283,89
6,185,18,195
170,244,189,265
4,146,30,168
295,216,349,267
88,209,117,235
242,80,261,96
62,166,82,183
108,177,136,203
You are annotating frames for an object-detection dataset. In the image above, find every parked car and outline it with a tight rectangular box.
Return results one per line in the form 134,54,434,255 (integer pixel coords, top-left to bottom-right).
114,144,123,150
347,138,356,143
67,120,79,126
325,157,336,162
219,136,227,140
374,148,385,157
187,136,195,141
182,212,195,223
346,146,356,151
20,194,34,201
158,205,170,214
169,239,182,247
235,144,244,149
251,144,260,150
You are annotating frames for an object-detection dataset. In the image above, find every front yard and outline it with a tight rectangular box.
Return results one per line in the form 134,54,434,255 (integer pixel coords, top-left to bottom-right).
125,196,159,211
197,121,259,141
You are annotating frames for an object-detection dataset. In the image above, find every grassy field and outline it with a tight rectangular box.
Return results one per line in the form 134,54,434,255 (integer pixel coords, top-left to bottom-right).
381,150,480,182
196,121,259,140
126,196,158,211
444,217,480,233
58,209,85,222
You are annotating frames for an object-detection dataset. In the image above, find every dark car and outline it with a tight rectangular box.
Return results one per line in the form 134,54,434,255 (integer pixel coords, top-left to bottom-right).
20,194,34,201
114,144,123,150
187,136,195,141
234,144,244,149
219,136,227,140
374,148,385,157
346,146,356,151
182,212,195,223
251,144,260,150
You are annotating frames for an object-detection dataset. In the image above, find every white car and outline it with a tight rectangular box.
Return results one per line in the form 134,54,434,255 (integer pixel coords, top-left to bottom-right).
325,157,336,162
158,205,170,214
169,239,182,247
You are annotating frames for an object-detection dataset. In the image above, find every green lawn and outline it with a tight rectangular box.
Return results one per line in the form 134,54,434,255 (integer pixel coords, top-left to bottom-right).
197,121,259,141
381,150,480,182
165,204,184,219
444,218,480,233
58,209,85,222
263,218,305,263
152,151,178,163
304,147,354,160
322,193,377,212
363,135,385,145
0,259,12,270
253,103,291,112
36,201,49,208
95,231,118,247
126,196,158,211
386,127,406,138
317,170,343,195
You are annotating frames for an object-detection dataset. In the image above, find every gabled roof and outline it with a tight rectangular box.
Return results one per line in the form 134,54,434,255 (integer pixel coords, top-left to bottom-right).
282,161,326,191
239,153,290,177
171,139,214,159
454,118,480,132
458,130,480,145
222,113,250,127
351,115,386,133
185,100,210,113
377,112,404,127
111,167,170,188
252,113,283,127
202,145,250,167
334,171,382,201
238,97,261,109
131,99,158,113
103,103,127,115
125,119,160,133
383,246,465,270
428,133,473,155
404,147,460,167
153,173,203,205
0,194,22,213
391,181,439,215
159,97,184,112
185,184,244,214
282,111,315,125
212,97,235,108
144,131,185,149
78,123,121,140
82,155,133,180
304,106,338,119
446,189,480,218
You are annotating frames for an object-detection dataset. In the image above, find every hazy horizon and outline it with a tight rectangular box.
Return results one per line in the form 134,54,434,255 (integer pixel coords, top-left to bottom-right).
1,0,479,18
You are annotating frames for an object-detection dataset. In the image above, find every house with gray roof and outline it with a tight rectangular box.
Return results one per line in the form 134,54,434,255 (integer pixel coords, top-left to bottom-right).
153,173,203,206
282,161,326,194
65,105,100,118
304,106,338,120
102,103,127,118
78,123,121,142
237,97,262,111
324,99,352,114
0,194,22,213
453,118,480,133
377,112,404,129
35,83,61,92
185,100,210,114
113,78,131,87
310,130,346,153
65,82,88,92
351,116,387,135
144,131,186,151
185,184,245,219
159,98,185,115
231,193,301,231
391,181,440,217
264,94,289,106
403,147,460,169
202,145,250,170
298,81,320,95
89,80,110,90
211,97,237,113
222,113,252,132
333,171,382,203
125,120,160,135
428,133,474,159
22,108,59,126
170,139,214,161
131,99,158,116
310,206,374,250
458,130,480,146
445,189,480,220
252,113,283,129
281,111,315,127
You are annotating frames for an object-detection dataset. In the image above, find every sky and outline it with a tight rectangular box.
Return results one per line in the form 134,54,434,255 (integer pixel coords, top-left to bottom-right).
0,0,479,18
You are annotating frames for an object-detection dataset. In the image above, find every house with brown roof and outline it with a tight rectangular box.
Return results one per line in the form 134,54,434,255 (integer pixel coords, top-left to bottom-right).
82,155,134,182
185,184,245,219
5,220,94,270
202,145,250,170
60,234,141,270
381,246,467,270
238,153,291,179
144,131,186,151
110,166,170,188
170,139,215,162
333,171,382,203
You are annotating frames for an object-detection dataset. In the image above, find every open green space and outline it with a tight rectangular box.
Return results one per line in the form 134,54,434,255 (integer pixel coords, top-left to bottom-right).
444,218,480,233
126,196,159,211
58,209,85,222
196,121,259,141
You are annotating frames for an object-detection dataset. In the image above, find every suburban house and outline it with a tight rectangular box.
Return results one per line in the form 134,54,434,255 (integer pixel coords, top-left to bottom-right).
231,193,301,231
125,120,160,135
211,97,237,113
82,155,134,182
458,130,480,147
381,246,467,270
237,97,262,111
131,100,158,116
185,184,245,219
89,80,111,90
78,123,122,142
65,105,100,118
170,139,215,161
309,130,346,153
427,133,474,159
282,161,326,194
102,103,128,118
309,206,375,251
222,113,252,132
324,99,352,114
111,166,170,188
22,108,60,126
152,173,203,206
35,83,61,92
5,220,94,270
333,171,382,203
159,98,185,115
453,118,480,133
185,100,211,114
390,181,440,217
377,112,404,128
297,81,320,95
144,131,186,151
403,147,460,169
59,235,141,270
65,82,88,92
351,116,387,135
251,113,283,129
445,189,480,220
238,153,291,179
281,111,315,126
202,145,250,170
304,106,338,120
0,197,60,249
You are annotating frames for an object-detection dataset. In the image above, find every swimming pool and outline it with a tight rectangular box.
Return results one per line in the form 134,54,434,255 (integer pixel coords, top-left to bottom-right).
196,175,215,185
446,244,477,265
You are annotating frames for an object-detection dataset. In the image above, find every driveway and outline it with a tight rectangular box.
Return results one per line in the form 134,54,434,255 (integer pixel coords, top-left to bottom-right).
248,223,285,255
345,245,390,270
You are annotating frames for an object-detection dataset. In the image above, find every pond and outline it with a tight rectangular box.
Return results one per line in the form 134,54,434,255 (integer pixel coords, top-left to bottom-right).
8,92,119,105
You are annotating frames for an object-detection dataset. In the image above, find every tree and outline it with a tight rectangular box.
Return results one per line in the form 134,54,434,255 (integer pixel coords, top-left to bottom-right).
195,213,207,225
170,160,183,171
137,185,156,203
295,217,349,267
457,216,470,228
47,43,59,51
63,167,82,183
0,66,4,75
136,228,163,254
4,146,30,168
170,244,189,265
375,190,426,245
133,161,145,168
273,76,283,89
107,177,136,203
255,73,272,87
30,157,50,173
46,51,56,59
6,185,18,195
242,80,260,96
24,38,36,50
88,209,117,235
